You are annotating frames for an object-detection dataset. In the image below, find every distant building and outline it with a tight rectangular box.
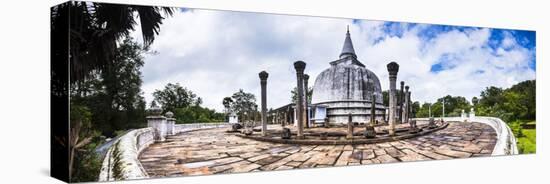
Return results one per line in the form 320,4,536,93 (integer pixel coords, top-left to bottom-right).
228,112,239,123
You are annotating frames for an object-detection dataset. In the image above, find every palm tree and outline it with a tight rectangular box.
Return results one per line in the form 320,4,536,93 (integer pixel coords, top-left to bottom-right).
51,2,174,181
51,1,174,82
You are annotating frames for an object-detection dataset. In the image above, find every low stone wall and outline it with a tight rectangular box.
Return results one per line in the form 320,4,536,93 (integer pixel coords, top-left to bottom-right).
415,116,518,155
174,122,230,133
98,128,154,181
98,122,230,181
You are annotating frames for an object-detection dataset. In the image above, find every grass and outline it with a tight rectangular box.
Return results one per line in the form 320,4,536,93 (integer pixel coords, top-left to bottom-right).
516,121,536,154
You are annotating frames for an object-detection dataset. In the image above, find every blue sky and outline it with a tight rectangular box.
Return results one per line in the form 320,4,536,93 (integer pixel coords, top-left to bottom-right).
132,8,536,111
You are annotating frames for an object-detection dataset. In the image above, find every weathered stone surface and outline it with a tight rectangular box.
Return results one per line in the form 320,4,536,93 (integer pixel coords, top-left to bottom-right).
139,122,497,177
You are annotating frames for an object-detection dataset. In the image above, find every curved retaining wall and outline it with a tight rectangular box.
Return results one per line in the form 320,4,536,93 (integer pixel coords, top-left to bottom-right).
98,123,230,181
98,128,154,181
416,116,518,155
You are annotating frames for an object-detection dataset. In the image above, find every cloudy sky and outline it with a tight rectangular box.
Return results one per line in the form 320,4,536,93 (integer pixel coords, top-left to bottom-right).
131,8,536,112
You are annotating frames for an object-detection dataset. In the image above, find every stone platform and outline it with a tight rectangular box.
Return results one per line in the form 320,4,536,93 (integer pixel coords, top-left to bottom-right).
138,122,497,177
235,122,448,145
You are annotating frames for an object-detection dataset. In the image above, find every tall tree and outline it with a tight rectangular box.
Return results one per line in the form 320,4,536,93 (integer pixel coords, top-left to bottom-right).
153,83,198,112
222,97,234,113
71,37,148,135
230,89,257,121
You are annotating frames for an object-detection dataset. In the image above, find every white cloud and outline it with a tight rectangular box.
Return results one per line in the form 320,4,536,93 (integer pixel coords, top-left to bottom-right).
132,9,535,112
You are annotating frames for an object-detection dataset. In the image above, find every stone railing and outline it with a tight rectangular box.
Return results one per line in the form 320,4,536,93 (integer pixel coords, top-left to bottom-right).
415,116,518,155
98,128,154,181
98,109,231,182
174,122,230,133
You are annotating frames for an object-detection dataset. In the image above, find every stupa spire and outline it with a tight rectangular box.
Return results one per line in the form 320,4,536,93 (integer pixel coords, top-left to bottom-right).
340,25,357,59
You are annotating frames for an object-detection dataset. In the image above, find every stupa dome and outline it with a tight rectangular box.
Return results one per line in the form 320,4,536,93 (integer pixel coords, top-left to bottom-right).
312,28,383,105
311,28,384,124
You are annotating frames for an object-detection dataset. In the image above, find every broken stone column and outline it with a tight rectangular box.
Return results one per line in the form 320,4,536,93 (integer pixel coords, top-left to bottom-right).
403,86,410,124
387,62,399,136
409,120,419,133
147,106,167,142
294,61,306,139
281,127,291,139
365,94,377,138
428,117,437,129
346,113,354,139
165,111,175,135
304,74,310,128
259,71,269,136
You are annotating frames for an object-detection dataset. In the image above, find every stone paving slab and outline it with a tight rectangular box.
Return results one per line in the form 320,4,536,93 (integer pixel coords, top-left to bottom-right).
139,122,497,177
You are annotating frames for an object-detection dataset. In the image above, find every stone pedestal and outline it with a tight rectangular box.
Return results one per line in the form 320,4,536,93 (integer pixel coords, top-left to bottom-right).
147,107,168,142
231,123,243,132
409,120,420,133
281,128,291,139
259,71,269,136
324,117,330,128
165,111,175,135
387,62,399,136
364,125,376,138
428,117,436,129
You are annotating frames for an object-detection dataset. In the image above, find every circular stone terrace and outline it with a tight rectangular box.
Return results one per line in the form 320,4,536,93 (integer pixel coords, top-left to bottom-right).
138,121,497,177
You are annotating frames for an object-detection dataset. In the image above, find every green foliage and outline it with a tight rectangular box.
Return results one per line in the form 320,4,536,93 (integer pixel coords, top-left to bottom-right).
72,37,148,136
69,104,103,182
51,2,174,82
152,83,226,123
518,128,536,154
152,83,198,113
173,106,225,123
415,95,471,118
290,87,313,104
70,142,102,182
229,89,258,122
476,80,535,122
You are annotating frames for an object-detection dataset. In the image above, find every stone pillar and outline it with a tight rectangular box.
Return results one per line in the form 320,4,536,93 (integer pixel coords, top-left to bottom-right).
387,62,399,136
304,74,310,128
469,107,476,118
397,81,406,123
147,106,167,142
370,94,376,126
165,111,175,135
407,91,412,119
259,71,269,136
294,61,306,139
346,113,354,139
403,86,409,124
